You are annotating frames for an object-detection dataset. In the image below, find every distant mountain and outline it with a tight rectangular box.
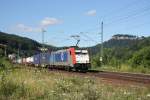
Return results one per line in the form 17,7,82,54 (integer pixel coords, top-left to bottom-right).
0,31,56,57
111,34,138,40
88,34,149,55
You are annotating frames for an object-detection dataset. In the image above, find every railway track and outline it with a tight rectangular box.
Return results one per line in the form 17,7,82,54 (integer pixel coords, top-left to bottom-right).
87,70,150,84
22,66,150,85
50,69,150,85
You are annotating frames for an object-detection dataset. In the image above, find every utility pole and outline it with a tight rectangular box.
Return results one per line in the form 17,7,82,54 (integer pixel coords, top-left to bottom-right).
100,21,103,65
17,44,20,59
42,28,46,52
41,28,46,52
41,29,47,67
17,48,19,59
4,45,6,57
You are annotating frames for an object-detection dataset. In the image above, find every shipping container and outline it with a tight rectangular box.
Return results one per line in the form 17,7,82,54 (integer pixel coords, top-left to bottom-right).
26,57,34,64
40,53,50,67
30,57,33,63
22,58,26,64
33,53,50,67
33,54,40,66
17,58,22,64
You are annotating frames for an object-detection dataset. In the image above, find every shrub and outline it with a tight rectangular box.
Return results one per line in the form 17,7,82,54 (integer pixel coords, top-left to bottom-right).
130,47,150,68
0,74,27,99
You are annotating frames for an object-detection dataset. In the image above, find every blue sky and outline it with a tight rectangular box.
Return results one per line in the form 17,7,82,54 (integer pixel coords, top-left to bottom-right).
0,0,150,47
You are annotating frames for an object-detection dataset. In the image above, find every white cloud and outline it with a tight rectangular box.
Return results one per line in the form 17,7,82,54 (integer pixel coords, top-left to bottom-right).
8,17,62,33
10,24,41,33
40,17,62,27
85,9,96,16
16,24,33,32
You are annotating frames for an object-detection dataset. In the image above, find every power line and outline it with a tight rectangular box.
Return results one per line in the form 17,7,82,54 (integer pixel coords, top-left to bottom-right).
100,22,103,64
105,6,150,27
102,0,140,20
79,32,99,44
113,21,150,34
70,35,80,47
46,1,149,47
103,0,148,22
75,1,149,40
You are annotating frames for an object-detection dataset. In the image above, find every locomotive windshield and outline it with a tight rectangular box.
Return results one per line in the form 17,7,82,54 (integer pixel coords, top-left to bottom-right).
75,52,87,55
75,50,88,55
75,49,90,64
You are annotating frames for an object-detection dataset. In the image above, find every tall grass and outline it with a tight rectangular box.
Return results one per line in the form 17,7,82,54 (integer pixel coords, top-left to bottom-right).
0,60,150,100
93,64,150,74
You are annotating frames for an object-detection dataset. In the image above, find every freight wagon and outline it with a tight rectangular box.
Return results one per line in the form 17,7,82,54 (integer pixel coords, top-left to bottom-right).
33,53,50,67
26,57,33,65
17,58,22,64
22,58,26,65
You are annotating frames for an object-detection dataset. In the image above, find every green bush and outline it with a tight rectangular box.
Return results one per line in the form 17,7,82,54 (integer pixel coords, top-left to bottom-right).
91,55,101,68
0,74,28,99
51,77,100,100
130,47,150,68
0,58,27,99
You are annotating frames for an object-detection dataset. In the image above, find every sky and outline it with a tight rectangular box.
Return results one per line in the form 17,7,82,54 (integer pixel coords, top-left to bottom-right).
0,0,150,47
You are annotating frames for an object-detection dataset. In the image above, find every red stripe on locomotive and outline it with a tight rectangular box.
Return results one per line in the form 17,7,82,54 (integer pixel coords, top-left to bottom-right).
69,48,76,64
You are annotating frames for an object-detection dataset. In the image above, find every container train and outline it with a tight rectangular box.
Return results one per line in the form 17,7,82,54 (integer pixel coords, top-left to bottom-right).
14,47,91,72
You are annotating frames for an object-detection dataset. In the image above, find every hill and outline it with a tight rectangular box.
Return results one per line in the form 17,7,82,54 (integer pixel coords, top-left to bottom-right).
88,34,148,55
0,31,56,57
89,34,150,69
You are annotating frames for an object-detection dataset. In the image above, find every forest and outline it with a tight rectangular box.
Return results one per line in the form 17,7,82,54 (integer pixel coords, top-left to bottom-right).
90,35,150,72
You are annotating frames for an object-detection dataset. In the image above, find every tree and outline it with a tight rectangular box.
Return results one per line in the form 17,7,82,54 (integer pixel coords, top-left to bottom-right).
130,46,150,68
91,54,101,67
0,48,3,57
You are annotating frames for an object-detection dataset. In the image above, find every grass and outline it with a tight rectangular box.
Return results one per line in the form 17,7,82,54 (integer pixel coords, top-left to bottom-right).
93,64,150,74
0,58,150,99
0,65,150,100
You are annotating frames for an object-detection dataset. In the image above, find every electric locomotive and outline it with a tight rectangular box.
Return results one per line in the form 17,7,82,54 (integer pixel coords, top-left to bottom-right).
49,47,90,71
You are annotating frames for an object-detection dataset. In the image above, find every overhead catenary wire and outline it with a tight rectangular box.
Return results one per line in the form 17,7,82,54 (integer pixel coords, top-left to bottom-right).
79,32,99,44
82,1,150,36
102,0,140,20
102,0,149,22
113,21,150,35
73,1,149,40
47,0,150,47
105,6,150,27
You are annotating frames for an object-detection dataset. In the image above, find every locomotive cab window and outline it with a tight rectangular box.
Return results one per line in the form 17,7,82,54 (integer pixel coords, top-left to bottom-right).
75,52,87,55
75,50,88,55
